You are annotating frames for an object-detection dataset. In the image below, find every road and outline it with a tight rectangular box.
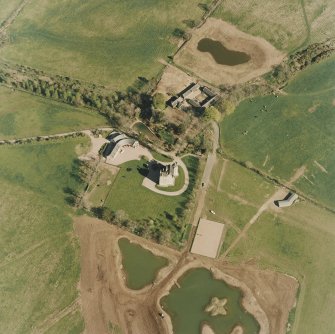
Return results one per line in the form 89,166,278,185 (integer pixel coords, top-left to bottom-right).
185,121,220,254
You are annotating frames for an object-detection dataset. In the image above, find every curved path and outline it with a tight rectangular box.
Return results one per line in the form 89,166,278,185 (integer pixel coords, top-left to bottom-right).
142,156,189,196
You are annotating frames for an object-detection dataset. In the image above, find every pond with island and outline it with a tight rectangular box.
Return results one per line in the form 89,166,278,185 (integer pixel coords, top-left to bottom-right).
161,268,260,334
197,38,251,66
118,238,168,290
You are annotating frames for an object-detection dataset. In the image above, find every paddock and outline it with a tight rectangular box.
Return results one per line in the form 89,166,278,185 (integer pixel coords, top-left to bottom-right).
191,218,225,258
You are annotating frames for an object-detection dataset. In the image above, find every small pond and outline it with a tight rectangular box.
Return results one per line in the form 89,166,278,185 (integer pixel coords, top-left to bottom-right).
118,238,168,290
133,121,157,141
161,268,260,334
197,38,251,66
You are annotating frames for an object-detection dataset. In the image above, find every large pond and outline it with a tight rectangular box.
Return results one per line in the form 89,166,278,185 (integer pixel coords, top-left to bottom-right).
118,238,168,290
161,268,260,334
197,38,251,66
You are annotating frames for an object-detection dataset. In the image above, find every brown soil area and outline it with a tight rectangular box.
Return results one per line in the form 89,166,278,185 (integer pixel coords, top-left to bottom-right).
156,64,194,96
220,263,299,334
74,215,179,334
74,215,298,334
175,18,284,86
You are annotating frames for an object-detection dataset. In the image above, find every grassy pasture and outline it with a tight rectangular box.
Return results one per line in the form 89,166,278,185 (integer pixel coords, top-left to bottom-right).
214,0,335,53
202,156,335,333
1,0,210,89
86,164,118,208
0,137,87,333
204,159,275,250
220,56,335,208
45,310,84,334
0,86,108,139
0,0,22,25
227,204,335,334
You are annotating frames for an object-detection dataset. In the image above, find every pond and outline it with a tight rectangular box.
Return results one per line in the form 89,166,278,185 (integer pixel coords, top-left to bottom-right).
133,121,157,141
118,238,168,290
161,268,260,334
197,38,251,66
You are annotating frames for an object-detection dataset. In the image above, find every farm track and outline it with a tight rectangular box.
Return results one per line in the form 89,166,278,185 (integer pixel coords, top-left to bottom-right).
297,0,311,51
221,166,307,258
0,0,30,36
32,298,80,334
0,127,113,144
221,152,335,215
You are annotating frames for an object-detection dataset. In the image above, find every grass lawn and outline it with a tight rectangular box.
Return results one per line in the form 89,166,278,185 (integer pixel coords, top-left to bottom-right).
0,86,108,139
220,56,335,208
105,159,191,222
152,150,173,163
104,155,199,243
0,137,88,333
213,0,335,53
227,203,335,334
1,0,210,90
87,165,118,208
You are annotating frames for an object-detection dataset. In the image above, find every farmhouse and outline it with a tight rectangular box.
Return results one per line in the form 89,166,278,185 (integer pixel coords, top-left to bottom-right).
167,82,218,109
275,192,299,208
103,131,139,161
158,162,179,187
191,218,225,258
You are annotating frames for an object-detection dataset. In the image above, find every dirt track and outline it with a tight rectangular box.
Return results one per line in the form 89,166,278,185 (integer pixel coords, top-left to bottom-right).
74,215,298,334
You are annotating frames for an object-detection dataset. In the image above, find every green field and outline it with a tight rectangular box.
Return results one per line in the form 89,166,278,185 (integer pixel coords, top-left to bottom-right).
0,137,87,333
216,55,335,333
227,203,335,334
86,165,117,208
0,86,108,139
220,56,335,208
214,0,335,52
204,158,276,250
203,155,335,333
0,0,22,25
1,0,210,89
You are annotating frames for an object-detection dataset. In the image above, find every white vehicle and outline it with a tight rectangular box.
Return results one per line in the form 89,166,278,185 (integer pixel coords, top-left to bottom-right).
210,210,216,215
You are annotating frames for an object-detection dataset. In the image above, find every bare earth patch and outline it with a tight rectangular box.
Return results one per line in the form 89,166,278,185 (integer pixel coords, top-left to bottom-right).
175,18,285,86
74,215,298,334
156,64,194,96
221,263,299,334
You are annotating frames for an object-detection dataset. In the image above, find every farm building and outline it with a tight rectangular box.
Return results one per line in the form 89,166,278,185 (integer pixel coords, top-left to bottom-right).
167,82,218,110
191,218,225,258
275,192,299,208
103,131,139,160
158,162,179,187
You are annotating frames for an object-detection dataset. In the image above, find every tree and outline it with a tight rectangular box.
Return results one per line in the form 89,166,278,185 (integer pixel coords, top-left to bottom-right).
203,106,221,122
152,110,165,123
219,100,236,115
172,28,186,39
152,93,166,110
114,209,129,225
